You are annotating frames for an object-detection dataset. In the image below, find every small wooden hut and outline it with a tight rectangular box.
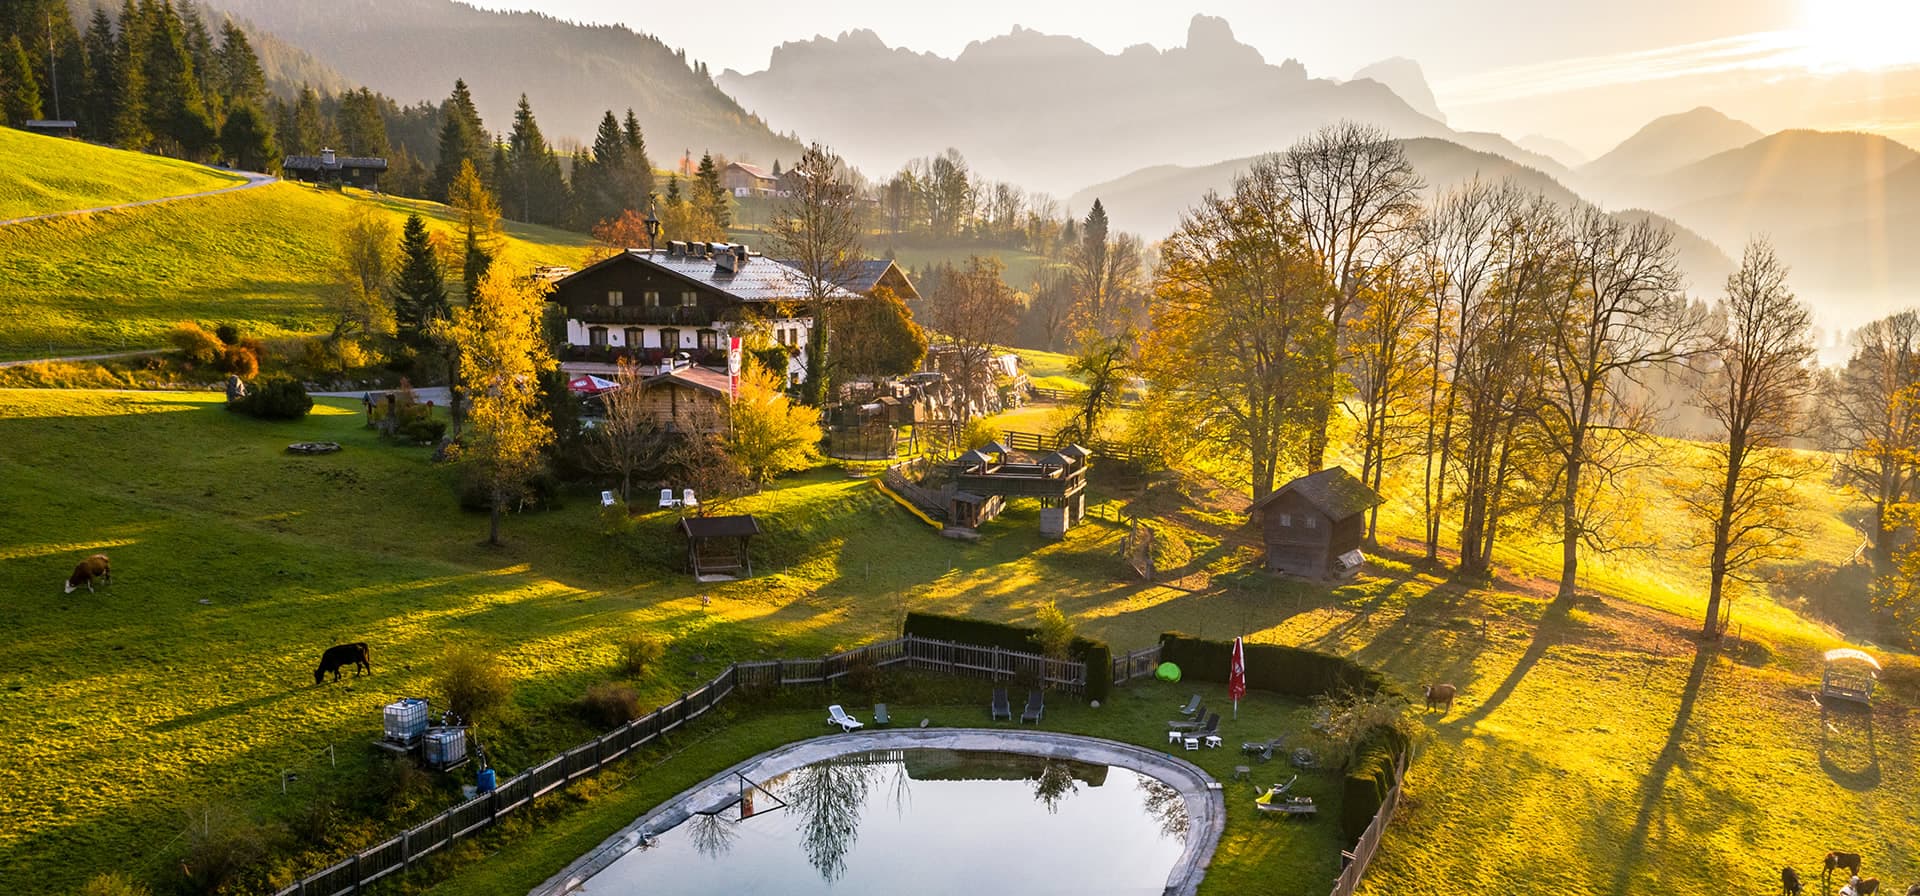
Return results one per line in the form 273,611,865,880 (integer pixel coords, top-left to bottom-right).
680,515,761,580
1248,467,1383,579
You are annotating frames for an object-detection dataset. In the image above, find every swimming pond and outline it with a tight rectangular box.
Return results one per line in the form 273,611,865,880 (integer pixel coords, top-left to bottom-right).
573,748,1196,895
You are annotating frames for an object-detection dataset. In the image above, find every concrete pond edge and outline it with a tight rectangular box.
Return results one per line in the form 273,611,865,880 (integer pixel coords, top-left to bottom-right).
529,727,1227,896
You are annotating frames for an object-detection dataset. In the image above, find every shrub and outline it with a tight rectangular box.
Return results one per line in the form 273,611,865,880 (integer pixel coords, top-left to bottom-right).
1032,601,1075,660
217,344,259,378
619,633,667,677
397,416,447,443
230,376,312,420
179,808,280,895
599,499,637,537
169,321,222,366
581,681,642,727
1156,632,1393,699
457,465,562,512
435,646,512,721
369,756,435,819
1340,724,1408,840
78,872,150,896
960,417,997,451
215,323,242,345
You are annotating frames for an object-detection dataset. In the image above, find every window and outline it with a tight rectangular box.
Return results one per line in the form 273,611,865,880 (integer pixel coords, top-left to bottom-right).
588,326,608,347
680,290,698,307
643,290,660,308
624,327,643,347
697,329,719,351
1278,513,1292,527
606,290,624,307
660,328,680,350
1304,516,1318,529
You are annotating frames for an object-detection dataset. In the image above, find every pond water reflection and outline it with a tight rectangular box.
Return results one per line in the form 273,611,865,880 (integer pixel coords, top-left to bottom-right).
579,749,1191,895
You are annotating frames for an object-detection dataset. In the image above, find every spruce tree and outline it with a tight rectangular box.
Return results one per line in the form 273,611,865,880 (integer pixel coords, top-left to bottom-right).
111,0,149,149
178,1,216,113
289,83,325,153
505,94,565,226
393,213,449,351
621,107,652,206
80,8,120,141
140,0,214,158
217,101,276,172
432,78,487,201
213,19,263,109
336,87,388,157
695,151,729,229
1,35,42,125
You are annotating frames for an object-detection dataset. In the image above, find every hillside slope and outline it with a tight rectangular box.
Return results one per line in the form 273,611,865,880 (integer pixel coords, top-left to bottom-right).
0,139,587,360
201,0,804,164
1580,106,1764,191
0,128,246,220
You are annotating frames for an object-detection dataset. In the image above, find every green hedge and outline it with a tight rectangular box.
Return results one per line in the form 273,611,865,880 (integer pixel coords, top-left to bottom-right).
1156,632,1393,699
903,612,1112,702
1341,725,1408,840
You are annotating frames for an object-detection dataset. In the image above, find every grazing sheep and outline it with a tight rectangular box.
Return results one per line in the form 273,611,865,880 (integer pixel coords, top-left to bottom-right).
1423,683,1457,714
63,554,111,594
314,642,371,684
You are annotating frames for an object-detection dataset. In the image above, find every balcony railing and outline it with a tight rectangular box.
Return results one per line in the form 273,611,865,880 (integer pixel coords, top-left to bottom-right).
565,304,713,326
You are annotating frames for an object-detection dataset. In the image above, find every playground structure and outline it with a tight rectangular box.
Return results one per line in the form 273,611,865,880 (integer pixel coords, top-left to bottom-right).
951,442,1091,537
1821,648,1880,705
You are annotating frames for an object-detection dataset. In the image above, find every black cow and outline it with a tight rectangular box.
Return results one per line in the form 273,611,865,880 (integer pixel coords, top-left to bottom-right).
1783,867,1801,896
314,642,371,684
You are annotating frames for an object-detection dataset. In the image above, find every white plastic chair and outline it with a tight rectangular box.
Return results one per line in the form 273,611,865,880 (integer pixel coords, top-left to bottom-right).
682,488,698,509
659,488,678,509
601,490,616,507
827,704,863,732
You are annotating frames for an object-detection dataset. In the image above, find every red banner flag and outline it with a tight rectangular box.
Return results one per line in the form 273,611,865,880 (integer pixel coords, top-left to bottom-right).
1229,636,1247,718
727,336,743,401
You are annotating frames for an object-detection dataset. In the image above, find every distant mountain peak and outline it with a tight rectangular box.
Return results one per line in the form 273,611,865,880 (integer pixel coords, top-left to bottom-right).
1352,57,1444,124
1582,105,1764,187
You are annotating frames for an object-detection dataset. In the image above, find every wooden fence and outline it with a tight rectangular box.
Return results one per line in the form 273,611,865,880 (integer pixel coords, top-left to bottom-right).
1000,429,1153,468
1029,386,1086,403
272,636,1080,895
1112,644,1163,685
1327,749,1413,896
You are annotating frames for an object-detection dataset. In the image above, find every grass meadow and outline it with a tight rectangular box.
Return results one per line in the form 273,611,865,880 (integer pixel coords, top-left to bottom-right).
1,387,1913,895
0,128,247,220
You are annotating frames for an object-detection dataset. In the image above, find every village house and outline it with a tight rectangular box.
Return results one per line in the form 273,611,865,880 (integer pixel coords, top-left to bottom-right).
721,162,781,198
282,148,388,189
1248,466,1383,580
550,241,866,385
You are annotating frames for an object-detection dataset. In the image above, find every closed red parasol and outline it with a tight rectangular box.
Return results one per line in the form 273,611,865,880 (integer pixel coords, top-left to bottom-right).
1229,636,1246,719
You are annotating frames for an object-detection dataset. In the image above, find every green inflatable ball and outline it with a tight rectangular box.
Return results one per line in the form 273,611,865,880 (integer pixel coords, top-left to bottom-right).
1155,662,1181,682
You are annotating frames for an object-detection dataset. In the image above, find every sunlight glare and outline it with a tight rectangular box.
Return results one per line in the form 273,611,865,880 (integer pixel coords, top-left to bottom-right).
1796,0,1920,70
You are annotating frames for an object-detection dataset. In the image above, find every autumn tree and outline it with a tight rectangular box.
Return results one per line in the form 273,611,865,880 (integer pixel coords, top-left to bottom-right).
1276,123,1423,471
1345,241,1430,542
768,143,864,407
332,207,396,338
447,159,502,302
1064,328,1133,444
1534,205,1708,601
1067,199,1145,335
724,361,823,484
585,359,670,501
1416,179,1504,560
1830,310,1920,572
1683,238,1818,637
829,285,927,379
928,255,1024,424
1137,170,1333,499
445,266,556,545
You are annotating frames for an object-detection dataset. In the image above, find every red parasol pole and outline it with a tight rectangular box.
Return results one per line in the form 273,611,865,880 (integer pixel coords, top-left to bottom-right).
1229,636,1247,720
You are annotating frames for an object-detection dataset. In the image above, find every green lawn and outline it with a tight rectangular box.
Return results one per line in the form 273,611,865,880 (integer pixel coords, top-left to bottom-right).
2,387,1914,895
0,128,247,220
0,138,590,362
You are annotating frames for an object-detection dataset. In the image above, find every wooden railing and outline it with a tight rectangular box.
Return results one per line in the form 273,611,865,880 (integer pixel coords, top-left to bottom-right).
1327,749,1413,896
1112,644,1163,685
272,635,1081,895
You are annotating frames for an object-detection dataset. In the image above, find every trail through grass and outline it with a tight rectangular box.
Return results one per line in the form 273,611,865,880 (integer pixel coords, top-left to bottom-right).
0,128,246,219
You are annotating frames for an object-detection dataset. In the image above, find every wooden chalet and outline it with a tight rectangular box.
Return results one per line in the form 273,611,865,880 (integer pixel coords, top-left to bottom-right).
283,148,387,188
1249,467,1383,579
638,364,731,433
550,242,865,385
722,162,781,197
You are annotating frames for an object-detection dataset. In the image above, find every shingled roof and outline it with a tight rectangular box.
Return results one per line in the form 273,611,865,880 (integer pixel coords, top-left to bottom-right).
283,154,387,171
1248,466,1383,520
560,248,865,305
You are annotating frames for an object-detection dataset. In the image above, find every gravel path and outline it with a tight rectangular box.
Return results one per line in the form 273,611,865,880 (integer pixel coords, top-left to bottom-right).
0,169,277,228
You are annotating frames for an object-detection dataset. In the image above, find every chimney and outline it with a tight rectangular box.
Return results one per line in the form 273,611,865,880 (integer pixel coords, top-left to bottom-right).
320,147,336,166
732,244,749,264
667,240,685,257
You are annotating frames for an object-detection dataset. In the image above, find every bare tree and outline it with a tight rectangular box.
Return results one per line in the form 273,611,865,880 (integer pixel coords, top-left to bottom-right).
1275,123,1424,471
1829,310,1920,571
928,255,1023,423
584,358,669,502
1345,236,1429,543
1417,180,1506,561
769,143,864,407
1683,238,1819,636
1533,205,1709,602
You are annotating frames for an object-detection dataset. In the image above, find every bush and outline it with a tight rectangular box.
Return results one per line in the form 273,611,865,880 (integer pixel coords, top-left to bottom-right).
230,376,312,420
581,681,642,727
903,611,1112,701
215,323,242,345
217,344,259,378
1156,632,1394,700
1340,724,1408,840
457,465,563,513
619,633,667,677
397,416,447,443
599,499,637,537
1033,601,1075,660
435,646,512,721
78,872,150,896
179,808,280,895
169,321,222,366
369,756,435,819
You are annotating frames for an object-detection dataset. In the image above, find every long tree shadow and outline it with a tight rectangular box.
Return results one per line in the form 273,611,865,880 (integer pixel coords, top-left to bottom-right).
1440,583,1573,732
1606,644,1713,896
1817,699,1880,791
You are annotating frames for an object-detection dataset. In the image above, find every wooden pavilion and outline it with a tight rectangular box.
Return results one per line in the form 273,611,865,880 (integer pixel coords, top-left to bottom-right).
680,515,761,581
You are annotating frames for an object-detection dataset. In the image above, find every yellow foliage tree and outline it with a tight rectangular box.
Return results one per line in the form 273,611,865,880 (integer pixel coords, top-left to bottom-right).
448,159,503,301
723,360,822,485
445,264,556,545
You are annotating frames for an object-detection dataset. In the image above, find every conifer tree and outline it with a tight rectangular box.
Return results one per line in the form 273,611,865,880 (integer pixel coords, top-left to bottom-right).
621,107,653,205
217,100,276,172
504,94,565,226
139,0,213,158
393,213,450,351
336,87,388,157
288,83,325,153
111,0,149,149
80,8,119,140
448,159,502,301
1,35,43,125
433,78,488,200
212,19,262,109
695,151,730,229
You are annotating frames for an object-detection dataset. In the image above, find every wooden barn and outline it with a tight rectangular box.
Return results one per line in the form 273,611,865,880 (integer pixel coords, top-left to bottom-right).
1248,467,1383,579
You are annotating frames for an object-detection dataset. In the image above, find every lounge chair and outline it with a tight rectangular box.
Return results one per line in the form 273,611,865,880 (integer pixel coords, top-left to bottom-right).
1176,693,1202,717
1021,690,1044,724
1168,704,1207,731
827,704,863,732
873,703,891,727
1254,775,1316,815
1192,712,1219,740
658,488,678,509
1241,736,1287,762
990,688,1012,721
682,488,698,509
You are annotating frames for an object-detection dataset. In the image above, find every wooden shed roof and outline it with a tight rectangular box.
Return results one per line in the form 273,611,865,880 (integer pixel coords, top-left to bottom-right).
1248,466,1383,519
680,515,762,538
